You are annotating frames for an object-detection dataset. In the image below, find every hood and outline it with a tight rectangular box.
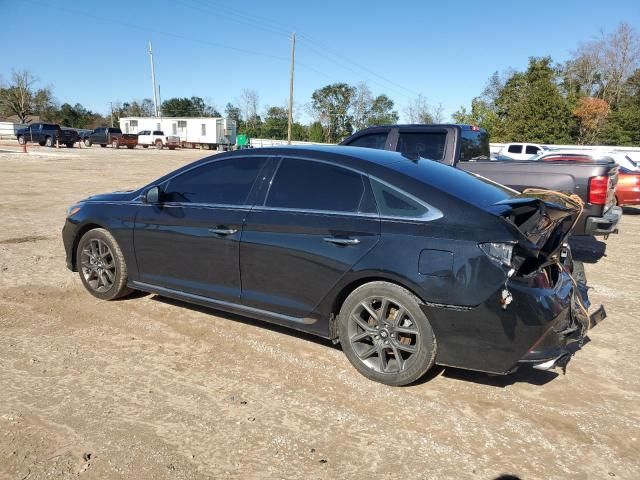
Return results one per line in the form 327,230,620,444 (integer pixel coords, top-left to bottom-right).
488,190,582,274
83,190,138,202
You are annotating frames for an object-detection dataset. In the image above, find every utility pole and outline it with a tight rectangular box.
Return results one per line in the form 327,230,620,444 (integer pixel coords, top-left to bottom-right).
110,102,114,127
287,32,296,144
158,84,162,116
148,40,159,117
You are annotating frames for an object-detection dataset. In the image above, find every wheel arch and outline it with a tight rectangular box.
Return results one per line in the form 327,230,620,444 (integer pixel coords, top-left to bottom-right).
326,273,428,341
70,222,106,271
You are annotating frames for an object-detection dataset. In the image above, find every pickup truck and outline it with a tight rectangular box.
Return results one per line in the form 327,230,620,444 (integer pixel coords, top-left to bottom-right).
16,123,78,148
498,142,550,160
137,130,180,150
84,127,138,149
341,124,622,237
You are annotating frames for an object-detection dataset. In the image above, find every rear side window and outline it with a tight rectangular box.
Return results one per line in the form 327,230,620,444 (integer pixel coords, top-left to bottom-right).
347,133,388,150
507,144,522,154
266,158,365,213
153,131,163,135
525,145,540,155
370,179,430,219
459,129,490,161
108,128,122,133
397,132,446,161
163,157,265,205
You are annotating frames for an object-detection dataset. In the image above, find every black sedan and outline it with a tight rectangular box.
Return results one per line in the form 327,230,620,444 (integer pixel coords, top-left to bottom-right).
62,145,604,386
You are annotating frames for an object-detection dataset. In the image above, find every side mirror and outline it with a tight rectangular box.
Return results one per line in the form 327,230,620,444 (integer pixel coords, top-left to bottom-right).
144,186,161,204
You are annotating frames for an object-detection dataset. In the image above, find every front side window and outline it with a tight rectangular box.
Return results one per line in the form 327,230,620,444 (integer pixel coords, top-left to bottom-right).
266,158,366,213
525,145,540,155
153,131,163,135
370,179,430,219
507,144,522,154
163,157,266,205
347,133,388,150
397,132,447,161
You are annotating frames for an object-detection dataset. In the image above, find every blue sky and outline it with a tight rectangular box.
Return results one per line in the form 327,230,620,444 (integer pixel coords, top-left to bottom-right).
2,0,639,122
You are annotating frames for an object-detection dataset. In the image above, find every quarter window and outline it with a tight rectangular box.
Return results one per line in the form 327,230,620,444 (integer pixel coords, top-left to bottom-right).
370,179,430,218
163,157,266,205
266,158,365,213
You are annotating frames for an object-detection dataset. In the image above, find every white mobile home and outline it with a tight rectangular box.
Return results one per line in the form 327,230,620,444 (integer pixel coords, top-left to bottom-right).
119,117,237,150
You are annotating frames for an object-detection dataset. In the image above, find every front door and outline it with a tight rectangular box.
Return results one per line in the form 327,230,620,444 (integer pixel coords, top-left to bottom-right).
133,156,268,301
240,157,380,323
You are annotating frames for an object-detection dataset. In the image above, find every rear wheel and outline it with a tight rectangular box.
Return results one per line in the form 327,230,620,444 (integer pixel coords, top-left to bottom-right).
76,228,132,301
38,141,46,146
100,144,106,148
127,145,134,149
142,145,148,148
45,136,54,147
111,139,119,149
338,281,437,386
169,146,176,150
66,142,74,148
18,135,25,145
84,139,91,147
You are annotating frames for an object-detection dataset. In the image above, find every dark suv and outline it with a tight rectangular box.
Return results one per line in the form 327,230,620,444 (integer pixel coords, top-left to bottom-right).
62,146,604,385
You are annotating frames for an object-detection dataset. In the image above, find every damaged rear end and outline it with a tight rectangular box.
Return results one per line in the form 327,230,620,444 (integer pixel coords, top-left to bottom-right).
486,190,606,372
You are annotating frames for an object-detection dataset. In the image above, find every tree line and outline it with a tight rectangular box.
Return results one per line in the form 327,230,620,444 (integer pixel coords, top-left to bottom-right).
453,22,640,146
1,21,638,145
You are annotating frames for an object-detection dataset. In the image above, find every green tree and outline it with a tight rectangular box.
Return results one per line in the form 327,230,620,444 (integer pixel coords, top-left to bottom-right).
225,102,242,126
308,121,324,142
0,70,55,123
311,83,356,143
599,68,640,145
161,96,220,117
367,94,399,126
493,57,573,143
260,106,288,139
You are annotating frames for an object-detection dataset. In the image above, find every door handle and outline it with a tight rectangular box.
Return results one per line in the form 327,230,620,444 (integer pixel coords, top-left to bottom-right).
208,228,238,236
323,237,361,246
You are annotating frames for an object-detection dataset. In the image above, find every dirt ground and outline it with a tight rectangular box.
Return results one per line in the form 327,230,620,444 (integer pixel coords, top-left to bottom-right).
0,142,638,480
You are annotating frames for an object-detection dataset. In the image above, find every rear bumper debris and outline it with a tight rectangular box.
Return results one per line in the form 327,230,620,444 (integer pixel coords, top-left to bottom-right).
584,206,622,236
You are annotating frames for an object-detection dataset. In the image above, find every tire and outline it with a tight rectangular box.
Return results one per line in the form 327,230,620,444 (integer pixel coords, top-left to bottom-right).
66,142,74,148
112,139,119,149
38,141,46,146
142,145,148,148
169,146,175,150
126,145,134,149
84,139,91,147
337,281,437,386
100,144,106,148
155,141,163,150
76,228,133,301
45,136,54,147
18,135,25,145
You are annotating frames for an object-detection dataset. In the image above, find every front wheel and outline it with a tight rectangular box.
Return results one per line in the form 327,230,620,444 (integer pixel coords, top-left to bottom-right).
111,139,119,149
66,142,74,148
338,281,437,386
18,135,25,145
76,228,132,301
84,139,91,147
155,141,163,150
45,136,54,147
142,145,148,148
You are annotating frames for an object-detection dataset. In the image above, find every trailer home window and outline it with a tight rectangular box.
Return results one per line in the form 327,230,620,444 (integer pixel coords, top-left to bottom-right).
201,124,206,136
130,120,138,127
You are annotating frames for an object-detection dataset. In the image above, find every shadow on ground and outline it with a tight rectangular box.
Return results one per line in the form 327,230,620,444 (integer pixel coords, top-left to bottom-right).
149,294,564,389
569,235,607,263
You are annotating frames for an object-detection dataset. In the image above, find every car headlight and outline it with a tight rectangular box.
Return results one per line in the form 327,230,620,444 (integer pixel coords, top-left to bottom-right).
66,205,82,216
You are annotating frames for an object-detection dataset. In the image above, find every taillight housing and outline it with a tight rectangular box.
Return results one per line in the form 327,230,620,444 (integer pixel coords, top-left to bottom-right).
588,176,608,205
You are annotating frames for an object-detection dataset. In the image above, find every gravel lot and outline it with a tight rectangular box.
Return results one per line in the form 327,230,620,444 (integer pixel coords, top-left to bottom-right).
0,142,639,480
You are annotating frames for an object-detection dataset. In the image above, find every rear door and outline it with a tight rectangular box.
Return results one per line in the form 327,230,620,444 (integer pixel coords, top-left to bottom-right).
240,156,380,320
133,155,269,301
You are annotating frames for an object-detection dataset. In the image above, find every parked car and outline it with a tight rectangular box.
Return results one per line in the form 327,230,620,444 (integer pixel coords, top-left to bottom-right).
84,127,138,149
16,123,77,148
499,142,550,160
62,146,605,386
341,125,621,237
137,130,180,150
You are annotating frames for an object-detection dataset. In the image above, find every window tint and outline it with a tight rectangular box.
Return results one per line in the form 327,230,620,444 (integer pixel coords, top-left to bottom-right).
347,133,388,150
266,158,365,212
525,145,540,155
108,128,122,133
459,129,490,161
163,157,265,205
397,132,446,161
370,179,429,218
507,144,522,154
153,131,163,135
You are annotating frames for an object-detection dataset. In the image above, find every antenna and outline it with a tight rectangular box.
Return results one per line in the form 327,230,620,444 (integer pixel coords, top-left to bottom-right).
148,41,159,117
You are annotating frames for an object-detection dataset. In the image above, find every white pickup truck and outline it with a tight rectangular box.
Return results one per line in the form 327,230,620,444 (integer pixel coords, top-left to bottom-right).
137,130,181,150
498,142,549,160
